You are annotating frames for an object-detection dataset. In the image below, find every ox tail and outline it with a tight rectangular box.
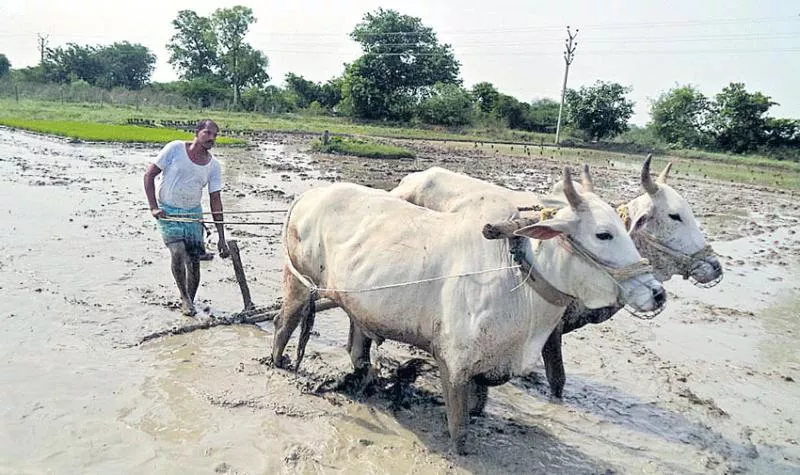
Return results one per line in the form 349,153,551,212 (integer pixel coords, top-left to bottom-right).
294,294,316,372
282,192,317,291
282,191,321,372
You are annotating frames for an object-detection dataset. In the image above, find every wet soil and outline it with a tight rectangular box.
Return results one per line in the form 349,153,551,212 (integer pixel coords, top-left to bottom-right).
1,128,798,474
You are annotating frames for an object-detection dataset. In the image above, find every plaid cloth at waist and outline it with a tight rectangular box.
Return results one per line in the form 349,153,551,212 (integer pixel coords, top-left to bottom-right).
157,203,205,257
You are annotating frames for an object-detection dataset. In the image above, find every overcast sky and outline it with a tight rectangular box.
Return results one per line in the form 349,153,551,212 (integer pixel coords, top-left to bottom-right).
2,0,798,124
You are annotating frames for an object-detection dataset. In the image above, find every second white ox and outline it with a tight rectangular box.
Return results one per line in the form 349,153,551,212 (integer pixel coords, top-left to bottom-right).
272,169,665,452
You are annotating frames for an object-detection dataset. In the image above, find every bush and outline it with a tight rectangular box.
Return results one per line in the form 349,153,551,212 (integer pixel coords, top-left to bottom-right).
311,135,414,159
417,83,474,126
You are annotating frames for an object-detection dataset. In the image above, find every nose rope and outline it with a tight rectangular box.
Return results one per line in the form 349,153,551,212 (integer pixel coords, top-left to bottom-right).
617,204,722,288
557,236,665,320
561,236,654,285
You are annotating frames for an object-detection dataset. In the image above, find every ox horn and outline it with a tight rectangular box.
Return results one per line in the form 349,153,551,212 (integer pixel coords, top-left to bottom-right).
657,162,673,184
641,154,660,196
581,163,594,193
562,167,584,210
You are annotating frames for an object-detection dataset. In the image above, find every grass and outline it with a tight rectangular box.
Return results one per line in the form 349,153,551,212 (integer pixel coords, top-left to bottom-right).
311,136,415,159
0,118,244,144
0,98,551,144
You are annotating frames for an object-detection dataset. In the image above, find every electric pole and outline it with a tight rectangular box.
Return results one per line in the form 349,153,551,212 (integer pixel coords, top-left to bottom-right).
37,33,50,64
555,26,578,145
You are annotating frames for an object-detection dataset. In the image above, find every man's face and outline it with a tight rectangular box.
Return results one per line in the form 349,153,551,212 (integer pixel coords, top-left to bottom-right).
196,126,218,150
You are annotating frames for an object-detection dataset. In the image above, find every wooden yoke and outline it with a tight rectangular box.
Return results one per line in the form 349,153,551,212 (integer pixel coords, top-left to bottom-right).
482,217,541,240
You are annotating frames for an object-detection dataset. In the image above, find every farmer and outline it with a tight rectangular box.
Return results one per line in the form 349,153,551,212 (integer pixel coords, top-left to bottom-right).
143,119,229,316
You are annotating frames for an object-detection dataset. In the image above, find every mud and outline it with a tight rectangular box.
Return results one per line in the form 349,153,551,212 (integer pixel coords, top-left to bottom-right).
1,127,798,474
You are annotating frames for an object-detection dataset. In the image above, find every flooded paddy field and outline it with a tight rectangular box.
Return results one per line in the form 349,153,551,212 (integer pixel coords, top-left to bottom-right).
0,128,798,474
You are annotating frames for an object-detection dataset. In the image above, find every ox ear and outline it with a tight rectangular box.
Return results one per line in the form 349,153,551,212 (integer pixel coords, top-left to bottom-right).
629,212,649,233
515,218,574,240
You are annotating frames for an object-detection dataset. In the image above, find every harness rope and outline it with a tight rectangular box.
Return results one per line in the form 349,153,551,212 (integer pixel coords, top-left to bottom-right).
157,216,283,226
616,204,720,284
303,265,525,295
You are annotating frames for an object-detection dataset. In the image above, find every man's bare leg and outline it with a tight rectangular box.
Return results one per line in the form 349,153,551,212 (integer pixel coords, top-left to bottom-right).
167,241,196,316
187,257,201,305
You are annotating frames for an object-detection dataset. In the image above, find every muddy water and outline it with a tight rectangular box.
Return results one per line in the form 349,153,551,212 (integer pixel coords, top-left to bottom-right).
1,128,798,474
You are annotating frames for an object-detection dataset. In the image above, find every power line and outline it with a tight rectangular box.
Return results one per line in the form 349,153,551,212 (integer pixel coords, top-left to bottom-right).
1,15,796,40
258,48,800,56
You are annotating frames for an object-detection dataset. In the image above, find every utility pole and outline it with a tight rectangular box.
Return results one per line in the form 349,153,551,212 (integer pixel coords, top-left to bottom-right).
555,26,578,145
37,33,50,64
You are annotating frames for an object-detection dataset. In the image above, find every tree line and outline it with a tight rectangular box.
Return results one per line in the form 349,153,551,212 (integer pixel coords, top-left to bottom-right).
0,7,796,159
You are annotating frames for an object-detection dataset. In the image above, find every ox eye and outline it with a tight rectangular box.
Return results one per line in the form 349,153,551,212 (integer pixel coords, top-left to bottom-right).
669,213,682,222
596,232,613,241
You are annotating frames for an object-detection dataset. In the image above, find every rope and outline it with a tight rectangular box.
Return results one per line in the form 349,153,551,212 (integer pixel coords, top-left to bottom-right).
142,207,287,215
617,204,631,230
158,216,283,226
167,209,287,216
308,265,523,294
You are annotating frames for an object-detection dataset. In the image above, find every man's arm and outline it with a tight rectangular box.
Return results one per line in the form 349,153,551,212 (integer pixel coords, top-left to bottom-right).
209,190,229,258
143,164,165,218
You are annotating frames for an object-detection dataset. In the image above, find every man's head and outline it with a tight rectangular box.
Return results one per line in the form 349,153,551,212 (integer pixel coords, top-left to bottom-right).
194,119,219,150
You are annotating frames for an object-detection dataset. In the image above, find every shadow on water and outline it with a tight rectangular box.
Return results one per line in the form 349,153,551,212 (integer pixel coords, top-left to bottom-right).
285,354,614,475
511,370,799,473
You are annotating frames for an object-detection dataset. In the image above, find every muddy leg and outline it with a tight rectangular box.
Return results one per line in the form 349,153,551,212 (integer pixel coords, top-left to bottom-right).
345,319,376,390
438,358,470,454
542,321,565,399
167,241,195,316
347,320,373,372
187,256,200,302
271,266,311,369
467,380,489,416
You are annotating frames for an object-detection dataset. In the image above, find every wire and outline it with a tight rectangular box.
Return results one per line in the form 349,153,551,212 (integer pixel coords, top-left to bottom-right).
2,15,796,39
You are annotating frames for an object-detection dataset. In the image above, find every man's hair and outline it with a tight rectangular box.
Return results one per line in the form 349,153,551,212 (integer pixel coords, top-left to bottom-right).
195,119,219,134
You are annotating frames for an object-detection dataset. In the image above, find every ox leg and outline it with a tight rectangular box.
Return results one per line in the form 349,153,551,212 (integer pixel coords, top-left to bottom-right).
438,358,470,454
271,266,312,369
343,319,377,392
347,319,373,372
542,321,566,399
467,380,489,417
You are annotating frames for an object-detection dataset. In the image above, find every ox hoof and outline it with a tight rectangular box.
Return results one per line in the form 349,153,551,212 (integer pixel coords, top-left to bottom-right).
273,354,291,370
448,437,468,456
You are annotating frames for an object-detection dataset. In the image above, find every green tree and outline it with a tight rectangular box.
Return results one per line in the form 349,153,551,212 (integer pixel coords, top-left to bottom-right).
417,83,475,126
285,73,321,108
342,8,461,120
566,81,635,141
528,98,560,132
471,82,499,114
0,54,10,78
763,118,800,151
40,42,155,88
43,43,103,84
493,94,533,131
167,7,269,108
649,85,710,148
96,42,156,89
708,82,776,153
212,6,265,107
166,10,218,80
318,77,343,110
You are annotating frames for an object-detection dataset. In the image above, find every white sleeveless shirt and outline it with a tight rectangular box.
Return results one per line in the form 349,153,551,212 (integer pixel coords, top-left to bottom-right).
155,140,222,209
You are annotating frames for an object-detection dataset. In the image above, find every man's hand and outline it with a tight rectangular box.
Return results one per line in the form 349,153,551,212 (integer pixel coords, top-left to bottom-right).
151,208,166,219
218,239,230,259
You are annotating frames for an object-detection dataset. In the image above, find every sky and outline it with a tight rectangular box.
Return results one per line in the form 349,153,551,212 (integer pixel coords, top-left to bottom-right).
1,0,798,124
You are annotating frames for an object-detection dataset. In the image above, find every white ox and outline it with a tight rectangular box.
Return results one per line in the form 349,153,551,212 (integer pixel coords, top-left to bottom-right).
391,156,722,398
272,169,665,452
